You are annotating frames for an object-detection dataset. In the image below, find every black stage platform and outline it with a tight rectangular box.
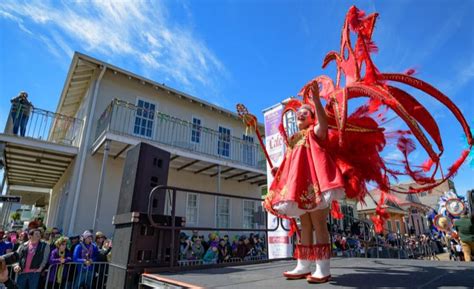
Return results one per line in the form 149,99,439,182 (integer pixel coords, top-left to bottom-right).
141,258,474,289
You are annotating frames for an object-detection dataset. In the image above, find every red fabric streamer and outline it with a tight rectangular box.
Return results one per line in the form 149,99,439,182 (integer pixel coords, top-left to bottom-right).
371,215,384,233
288,218,301,239
331,200,344,219
421,158,435,172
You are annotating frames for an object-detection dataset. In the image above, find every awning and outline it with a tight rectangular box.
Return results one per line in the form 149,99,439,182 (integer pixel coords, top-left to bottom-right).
1,136,78,189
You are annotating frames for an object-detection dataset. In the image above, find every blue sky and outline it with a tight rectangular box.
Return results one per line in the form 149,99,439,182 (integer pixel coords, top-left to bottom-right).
0,0,473,196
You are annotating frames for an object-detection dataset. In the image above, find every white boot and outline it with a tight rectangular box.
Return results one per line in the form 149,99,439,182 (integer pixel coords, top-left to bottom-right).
283,259,311,279
307,259,331,283
307,243,331,283
314,259,331,278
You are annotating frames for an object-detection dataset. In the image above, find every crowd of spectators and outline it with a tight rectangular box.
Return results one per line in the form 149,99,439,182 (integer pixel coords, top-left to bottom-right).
328,227,465,261
179,231,267,264
0,218,112,289
0,218,468,287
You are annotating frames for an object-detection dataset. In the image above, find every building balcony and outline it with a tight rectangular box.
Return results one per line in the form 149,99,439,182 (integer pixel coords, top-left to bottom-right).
3,107,83,147
92,99,267,185
0,107,83,213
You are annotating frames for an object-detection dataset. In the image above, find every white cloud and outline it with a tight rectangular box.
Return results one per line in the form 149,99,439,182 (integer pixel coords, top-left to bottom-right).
384,146,404,162
0,9,32,34
0,0,227,93
441,61,474,97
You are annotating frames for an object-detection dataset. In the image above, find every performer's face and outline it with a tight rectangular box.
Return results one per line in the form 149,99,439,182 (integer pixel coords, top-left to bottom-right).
296,108,314,130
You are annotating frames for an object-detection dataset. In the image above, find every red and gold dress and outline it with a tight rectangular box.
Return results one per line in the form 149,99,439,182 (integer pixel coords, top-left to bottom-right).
264,125,344,218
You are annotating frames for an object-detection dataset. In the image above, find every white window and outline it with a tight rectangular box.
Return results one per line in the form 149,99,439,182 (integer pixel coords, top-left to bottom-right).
191,117,201,144
395,220,401,233
420,192,427,197
283,110,298,136
218,126,231,157
216,197,230,228
387,220,392,232
134,99,156,138
243,200,256,229
242,135,255,166
186,193,199,226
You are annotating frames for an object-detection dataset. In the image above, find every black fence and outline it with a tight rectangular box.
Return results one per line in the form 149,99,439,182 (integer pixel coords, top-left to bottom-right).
145,186,289,270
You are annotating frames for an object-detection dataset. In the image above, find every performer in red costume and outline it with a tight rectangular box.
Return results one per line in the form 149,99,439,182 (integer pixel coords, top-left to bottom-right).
238,5,472,285
265,82,342,283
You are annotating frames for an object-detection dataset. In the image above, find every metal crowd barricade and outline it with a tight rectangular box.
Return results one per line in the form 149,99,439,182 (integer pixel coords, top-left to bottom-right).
43,262,109,289
223,257,245,263
177,255,268,268
177,259,204,267
6,265,17,283
326,213,447,261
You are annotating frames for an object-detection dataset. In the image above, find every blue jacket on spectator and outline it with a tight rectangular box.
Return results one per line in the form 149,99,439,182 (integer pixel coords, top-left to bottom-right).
73,242,98,271
0,241,13,255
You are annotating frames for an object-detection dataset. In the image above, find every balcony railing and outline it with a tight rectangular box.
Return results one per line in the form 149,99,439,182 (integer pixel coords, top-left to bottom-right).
95,99,266,171
4,107,84,147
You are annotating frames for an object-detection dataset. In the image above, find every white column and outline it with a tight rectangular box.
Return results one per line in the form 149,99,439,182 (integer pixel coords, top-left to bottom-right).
93,139,111,231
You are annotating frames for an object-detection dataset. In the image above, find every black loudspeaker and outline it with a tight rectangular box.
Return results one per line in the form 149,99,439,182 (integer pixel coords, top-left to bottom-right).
108,213,183,289
117,142,170,215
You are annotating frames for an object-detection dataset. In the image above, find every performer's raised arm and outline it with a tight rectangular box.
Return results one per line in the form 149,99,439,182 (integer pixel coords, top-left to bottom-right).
311,82,328,140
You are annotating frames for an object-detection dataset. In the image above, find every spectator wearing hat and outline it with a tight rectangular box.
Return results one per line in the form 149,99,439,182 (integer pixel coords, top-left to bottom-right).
179,233,193,261
236,236,250,260
93,232,111,289
37,218,47,231
73,230,98,289
14,228,50,289
48,236,72,289
10,91,33,136
201,235,209,253
191,236,205,260
95,232,111,262
223,235,232,257
69,235,80,253
65,235,80,286
27,220,39,230
217,239,231,262
231,236,239,257
48,227,61,251
202,243,218,264
223,235,231,247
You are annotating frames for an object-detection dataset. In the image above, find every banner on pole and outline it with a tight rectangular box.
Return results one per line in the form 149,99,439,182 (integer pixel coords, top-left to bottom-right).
263,103,293,259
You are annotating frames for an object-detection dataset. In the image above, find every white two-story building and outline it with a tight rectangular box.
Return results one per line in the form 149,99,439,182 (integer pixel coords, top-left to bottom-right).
0,52,267,237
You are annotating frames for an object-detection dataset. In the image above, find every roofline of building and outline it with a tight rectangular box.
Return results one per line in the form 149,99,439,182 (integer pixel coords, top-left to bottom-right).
54,53,84,119
57,52,265,129
261,97,295,114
